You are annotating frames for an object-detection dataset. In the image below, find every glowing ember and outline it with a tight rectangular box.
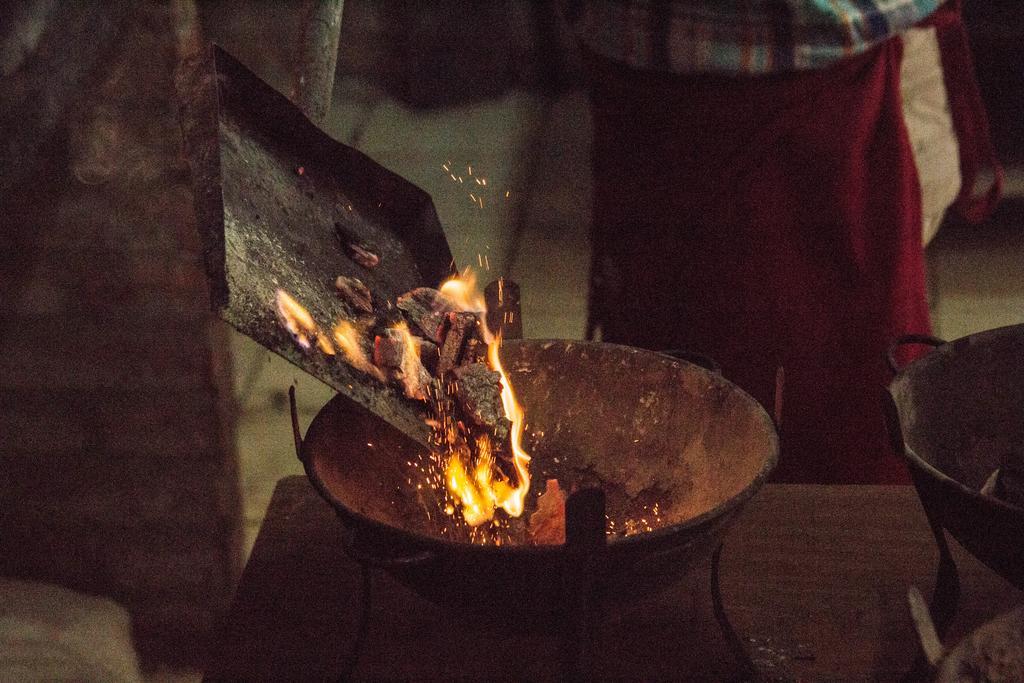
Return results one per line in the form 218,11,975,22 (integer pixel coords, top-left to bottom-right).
390,321,432,400
529,479,566,544
332,320,384,381
442,161,501,212
276,289,335,355
394,321,422,381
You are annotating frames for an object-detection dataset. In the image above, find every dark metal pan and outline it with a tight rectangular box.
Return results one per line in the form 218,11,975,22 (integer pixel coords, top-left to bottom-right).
297,340,779,619
177,44,452,444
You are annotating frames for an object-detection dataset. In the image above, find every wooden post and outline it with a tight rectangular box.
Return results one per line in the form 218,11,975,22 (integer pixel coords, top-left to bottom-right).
170,0,203,64
289,0,345,125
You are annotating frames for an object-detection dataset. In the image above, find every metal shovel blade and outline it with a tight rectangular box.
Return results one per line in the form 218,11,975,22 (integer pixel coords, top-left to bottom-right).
177,44,453,443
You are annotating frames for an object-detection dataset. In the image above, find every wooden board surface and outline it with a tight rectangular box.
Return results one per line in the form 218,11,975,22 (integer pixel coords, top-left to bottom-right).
205,477,1021,681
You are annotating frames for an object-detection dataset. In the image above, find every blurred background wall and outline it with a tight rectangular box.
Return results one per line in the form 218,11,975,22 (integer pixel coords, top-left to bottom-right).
1,1,240,669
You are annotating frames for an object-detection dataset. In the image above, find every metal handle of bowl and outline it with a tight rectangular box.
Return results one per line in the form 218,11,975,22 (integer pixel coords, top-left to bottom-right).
289,388,437,569
660,349,722,374
886,334,945,374
289,386,305,461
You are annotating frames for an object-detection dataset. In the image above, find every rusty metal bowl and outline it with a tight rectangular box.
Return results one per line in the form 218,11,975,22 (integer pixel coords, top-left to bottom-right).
298,340,778,619
886,324,1024,615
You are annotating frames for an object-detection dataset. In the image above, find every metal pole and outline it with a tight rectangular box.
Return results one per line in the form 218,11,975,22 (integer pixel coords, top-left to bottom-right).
289,0,345,125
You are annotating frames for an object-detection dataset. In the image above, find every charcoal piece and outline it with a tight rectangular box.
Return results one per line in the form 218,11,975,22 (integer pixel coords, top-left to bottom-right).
347,242,379,268
372,328,433,400
418,338,439,375
451,362,510,441
400,356,433,401
373,329,404,369
334,222,381,268
333,320,386,382
397,287,458,343
334,275,373,313
463,336,484,364
438,311,479,374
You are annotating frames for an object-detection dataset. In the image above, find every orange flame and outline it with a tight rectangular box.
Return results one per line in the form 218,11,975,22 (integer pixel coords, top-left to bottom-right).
440,268,488,333
276,289,335,355
332,320,384,380
488,335,531,517
437,269,532,526
445,447,493,527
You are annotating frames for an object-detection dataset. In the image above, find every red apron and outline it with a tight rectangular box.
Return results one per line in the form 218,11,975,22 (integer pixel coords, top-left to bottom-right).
585,3,1000,484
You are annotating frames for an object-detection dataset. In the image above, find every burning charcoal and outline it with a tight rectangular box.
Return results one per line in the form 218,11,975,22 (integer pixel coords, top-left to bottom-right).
347,242,379,269
462,336,484,364
275,289,336,356
529,479,567,545
373,329,405,369
451,362,510,441
333,320,385,382
400,356,433,401
334,275,374,314
373,327,432,400
334,222,380,268
396,287,459,343
438,311,479,374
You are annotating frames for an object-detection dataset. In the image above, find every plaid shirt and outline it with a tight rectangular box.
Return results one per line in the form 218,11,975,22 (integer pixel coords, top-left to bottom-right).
563,1,942,73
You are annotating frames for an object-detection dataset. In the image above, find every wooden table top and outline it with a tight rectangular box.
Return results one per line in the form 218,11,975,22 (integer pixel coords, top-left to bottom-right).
205,476,1021,681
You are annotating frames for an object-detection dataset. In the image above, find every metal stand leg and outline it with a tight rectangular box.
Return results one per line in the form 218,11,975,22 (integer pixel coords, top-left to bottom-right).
901,506,960,683
925,522,961,638
336,562,373,682
561,566,599,682
711,543,758,682
561,488,607,681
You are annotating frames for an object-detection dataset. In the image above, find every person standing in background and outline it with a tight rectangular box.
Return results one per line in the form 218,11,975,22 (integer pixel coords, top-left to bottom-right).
564,1,1002,483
